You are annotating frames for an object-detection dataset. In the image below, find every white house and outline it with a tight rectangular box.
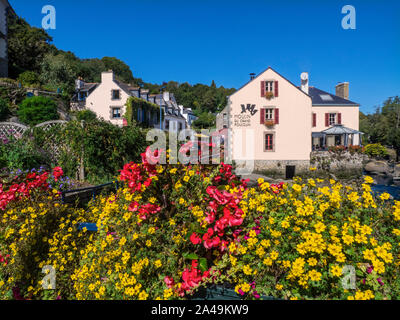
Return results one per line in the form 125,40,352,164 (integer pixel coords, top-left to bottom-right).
72,70,187,130
218,67,361,173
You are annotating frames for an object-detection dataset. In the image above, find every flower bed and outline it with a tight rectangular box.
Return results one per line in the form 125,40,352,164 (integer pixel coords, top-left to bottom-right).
1,149,400,300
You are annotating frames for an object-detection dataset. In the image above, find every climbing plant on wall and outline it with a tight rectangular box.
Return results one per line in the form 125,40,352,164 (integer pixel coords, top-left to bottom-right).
124,96,164,127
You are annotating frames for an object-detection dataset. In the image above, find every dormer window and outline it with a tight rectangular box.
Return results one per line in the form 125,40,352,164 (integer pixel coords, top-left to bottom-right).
112,90,121,100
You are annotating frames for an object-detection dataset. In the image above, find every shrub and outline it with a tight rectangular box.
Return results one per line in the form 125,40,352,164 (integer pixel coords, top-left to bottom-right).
17,96,59,126
31,119,147,184
17,71,40,87
0,98,9,121
364,143,389,159
75,110,97,122
0,135,52,170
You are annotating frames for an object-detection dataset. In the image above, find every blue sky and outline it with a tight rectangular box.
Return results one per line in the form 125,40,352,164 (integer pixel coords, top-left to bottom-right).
10,0,400,114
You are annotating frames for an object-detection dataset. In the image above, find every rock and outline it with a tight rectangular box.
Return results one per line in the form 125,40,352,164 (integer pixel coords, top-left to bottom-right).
393,164,400,177
364,160,390,174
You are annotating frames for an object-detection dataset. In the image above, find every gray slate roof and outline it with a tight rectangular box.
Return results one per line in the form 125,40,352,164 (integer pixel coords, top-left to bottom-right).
321,124,362,135
308,87,359,106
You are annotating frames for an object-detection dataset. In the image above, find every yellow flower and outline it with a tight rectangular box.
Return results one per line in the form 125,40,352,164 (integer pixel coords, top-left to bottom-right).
243,264,253,275
307,258,318,266
308,269,322,281
379,192,390,201
138,291,149,300
154,260,162,268
275,284,283,290
364,176,374,184
146,240,152,247
330,265,342,277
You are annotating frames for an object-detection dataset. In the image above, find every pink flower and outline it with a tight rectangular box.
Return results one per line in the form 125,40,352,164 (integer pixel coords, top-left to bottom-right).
164,276,175,288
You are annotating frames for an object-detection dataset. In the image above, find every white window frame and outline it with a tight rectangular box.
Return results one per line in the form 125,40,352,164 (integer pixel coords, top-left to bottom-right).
265,81,274,93
329,113,337,126
264,108,275,121
111,107,121,119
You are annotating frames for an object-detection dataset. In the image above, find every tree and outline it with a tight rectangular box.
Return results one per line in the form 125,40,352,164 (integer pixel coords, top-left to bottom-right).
39,53,77,94
17,96,59,126
7,14,53,78
76,109,97,122
17,71,40,87
101,57,134,84
192,112,216,129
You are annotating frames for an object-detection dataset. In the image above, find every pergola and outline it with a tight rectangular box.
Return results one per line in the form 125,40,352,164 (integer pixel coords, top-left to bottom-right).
313,124,363,148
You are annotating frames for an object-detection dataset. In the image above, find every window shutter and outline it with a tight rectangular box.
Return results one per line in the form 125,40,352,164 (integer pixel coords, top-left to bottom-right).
274,81,279,97
261,81,265,97
338,113,342,124
274,108,279,124
312,113,316,127
260,108,265,124
325,113,329,127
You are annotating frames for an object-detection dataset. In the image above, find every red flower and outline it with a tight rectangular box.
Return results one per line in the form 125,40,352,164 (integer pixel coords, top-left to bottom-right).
190,232,202,245
53,167,63,182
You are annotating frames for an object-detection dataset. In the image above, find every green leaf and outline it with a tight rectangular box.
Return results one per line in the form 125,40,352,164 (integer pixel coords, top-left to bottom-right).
183,252,199,260
199,258,208,272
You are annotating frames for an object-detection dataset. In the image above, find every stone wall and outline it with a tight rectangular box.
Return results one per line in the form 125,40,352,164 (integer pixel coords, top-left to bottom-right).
310,151,367,173
235,159,310,175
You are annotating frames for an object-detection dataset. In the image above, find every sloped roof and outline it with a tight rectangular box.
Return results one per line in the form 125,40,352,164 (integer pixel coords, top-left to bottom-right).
309,87,359,106
228,66,311,99
321,124,362,135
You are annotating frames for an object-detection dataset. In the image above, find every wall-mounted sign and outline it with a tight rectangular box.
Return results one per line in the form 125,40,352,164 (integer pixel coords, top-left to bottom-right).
234,104,258,127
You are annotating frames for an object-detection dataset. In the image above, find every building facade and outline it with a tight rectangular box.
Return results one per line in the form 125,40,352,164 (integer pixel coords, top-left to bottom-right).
72,71,187,130
0,0,11,78
221,67,361,173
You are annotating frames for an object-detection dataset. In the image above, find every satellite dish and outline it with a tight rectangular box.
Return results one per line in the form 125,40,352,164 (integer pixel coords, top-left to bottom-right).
301,72,308,81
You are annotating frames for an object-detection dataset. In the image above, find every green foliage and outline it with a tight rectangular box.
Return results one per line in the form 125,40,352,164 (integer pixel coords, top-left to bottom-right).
7,14,53,78
360,97,400,159
0,136,52,170
192,112,216,129
101,57,134,84
39,53,77,95
31,119,147,184
17,71,40,87
0,98,9,121
17,96,59,126
75,109,97,122
364,143,389,158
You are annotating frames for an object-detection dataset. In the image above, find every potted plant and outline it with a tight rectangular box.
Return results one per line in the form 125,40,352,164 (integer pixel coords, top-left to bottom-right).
264,119,275,127
265,91,274,99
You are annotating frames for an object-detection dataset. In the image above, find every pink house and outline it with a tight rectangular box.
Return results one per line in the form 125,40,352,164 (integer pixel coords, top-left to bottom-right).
220,67,361,173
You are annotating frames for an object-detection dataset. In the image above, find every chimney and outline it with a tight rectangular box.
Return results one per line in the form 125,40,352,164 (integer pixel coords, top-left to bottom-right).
249,73,256,80
335,82,349,100
300,72,309,94
163,91,170,102
101,70,114,83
